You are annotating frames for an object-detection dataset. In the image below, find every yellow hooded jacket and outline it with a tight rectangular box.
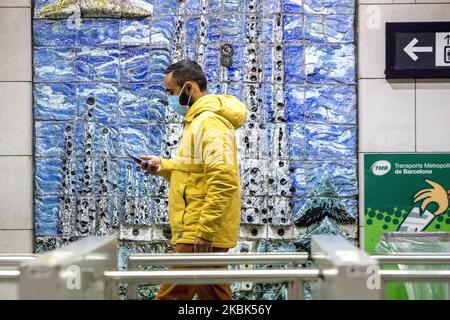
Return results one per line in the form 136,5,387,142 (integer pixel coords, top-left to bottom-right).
157,94,247,248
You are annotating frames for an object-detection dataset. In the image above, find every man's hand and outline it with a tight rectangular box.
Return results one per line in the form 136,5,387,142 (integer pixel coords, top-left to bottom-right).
140,155,161,175
194,237,212,253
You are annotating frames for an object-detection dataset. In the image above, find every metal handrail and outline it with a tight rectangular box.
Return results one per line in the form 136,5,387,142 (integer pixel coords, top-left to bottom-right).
104,269,320,300
380,270,450,282
0,255,37,266
0,270,21,282
105,269,320,284
372,254,450,265
128,253,309,268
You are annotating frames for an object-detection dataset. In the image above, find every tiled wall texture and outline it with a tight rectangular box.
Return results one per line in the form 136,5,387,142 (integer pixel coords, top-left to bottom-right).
31,0,357,299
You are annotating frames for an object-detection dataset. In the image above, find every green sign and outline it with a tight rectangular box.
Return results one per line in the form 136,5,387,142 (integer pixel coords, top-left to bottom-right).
364,154,450,299
364,154,450,252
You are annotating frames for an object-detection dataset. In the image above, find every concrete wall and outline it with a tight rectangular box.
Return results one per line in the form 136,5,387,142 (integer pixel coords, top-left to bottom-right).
357,0,450,247
0,0,33,299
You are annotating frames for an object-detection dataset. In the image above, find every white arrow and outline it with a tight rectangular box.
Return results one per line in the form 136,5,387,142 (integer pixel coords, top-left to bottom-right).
403,38,433,61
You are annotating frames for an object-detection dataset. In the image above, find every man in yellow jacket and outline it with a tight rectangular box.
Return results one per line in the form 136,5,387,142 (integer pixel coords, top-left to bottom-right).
140,60,247,300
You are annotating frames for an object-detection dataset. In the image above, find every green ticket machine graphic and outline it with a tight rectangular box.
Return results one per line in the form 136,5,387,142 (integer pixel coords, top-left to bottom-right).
364,154,450,299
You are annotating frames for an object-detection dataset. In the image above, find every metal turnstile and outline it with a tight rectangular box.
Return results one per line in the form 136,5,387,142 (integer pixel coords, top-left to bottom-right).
2,234,450,300
18,236,117,299
311,235,382,299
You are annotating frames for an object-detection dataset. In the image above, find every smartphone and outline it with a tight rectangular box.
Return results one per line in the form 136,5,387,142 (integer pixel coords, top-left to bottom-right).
127,154,142,164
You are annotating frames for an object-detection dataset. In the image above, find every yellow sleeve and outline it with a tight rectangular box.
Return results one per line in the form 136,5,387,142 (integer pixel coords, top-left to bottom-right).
195,117,239,242
157,157,174,182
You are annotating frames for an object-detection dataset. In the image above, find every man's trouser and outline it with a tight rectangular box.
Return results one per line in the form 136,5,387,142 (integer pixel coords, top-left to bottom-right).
156,243,232,300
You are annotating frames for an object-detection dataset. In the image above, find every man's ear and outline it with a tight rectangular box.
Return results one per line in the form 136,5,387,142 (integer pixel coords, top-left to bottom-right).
185,81,194,93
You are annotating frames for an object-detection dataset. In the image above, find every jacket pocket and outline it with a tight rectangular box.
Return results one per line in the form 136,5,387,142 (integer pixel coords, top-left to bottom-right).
168,181,187,232
182,185,206,228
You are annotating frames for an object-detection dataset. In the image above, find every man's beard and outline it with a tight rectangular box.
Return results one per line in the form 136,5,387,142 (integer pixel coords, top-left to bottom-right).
179,89,192,106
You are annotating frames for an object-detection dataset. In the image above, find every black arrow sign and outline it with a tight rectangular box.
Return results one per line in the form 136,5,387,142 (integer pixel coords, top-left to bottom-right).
385,22,450,79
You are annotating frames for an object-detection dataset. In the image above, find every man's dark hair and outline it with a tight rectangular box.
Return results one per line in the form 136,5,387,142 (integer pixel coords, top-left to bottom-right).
165,60,208,91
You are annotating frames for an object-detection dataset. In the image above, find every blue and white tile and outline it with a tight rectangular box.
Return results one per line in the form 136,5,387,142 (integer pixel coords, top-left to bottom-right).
78,19,120,46
149,124,164,156
305,44,355,84
76,46,119,82
207,16,221,42
223,0,248,12
287,123,306,160
304,15,324,41
120,47,150,82
74,122,119,158
284,44,304,83
73,122,92,158
91,158,120,196
35,121,67,157
150,17,175,46
290,161,307,197
153,0,179,16
119,83,149,123
120,19,150,46
77,83,118,123
228,45,245,82
257,17,274,43
34,20,76,47
34,83,76,121
283,14,303,42
35,158,63,195
35,196,61,236
206,0,222,11
116,159,143,196
305,85,356,124
119,124,151,157
223,14,246,43
263,0,281,14
325,15,354,43
93,124,119,158
304,0,355,15
149,48,171,83
204,45,221,83
117,159,144,197
261,44,273,83
185,43,199,62
227,82,244,102
260,83,274,123
305,161,358,197
208,83,222,95
34,47,75,82
305,124,356,160
285,85,305,122
304,15,354,43
185,16,200,44
148,84,167,122
186,0,202,14
265,123,290,160
282,0,303,13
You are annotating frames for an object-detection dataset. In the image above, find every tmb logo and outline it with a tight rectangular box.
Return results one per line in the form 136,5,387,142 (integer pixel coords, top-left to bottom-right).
371,160,391,176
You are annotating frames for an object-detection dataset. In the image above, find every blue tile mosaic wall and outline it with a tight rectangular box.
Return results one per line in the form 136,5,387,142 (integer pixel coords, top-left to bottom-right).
33,0,357,299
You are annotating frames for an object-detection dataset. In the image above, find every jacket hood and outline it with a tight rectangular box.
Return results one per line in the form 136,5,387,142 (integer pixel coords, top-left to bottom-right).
185,94,247,129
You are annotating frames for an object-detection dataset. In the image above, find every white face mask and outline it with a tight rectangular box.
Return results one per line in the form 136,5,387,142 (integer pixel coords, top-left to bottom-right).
168,82,192,116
